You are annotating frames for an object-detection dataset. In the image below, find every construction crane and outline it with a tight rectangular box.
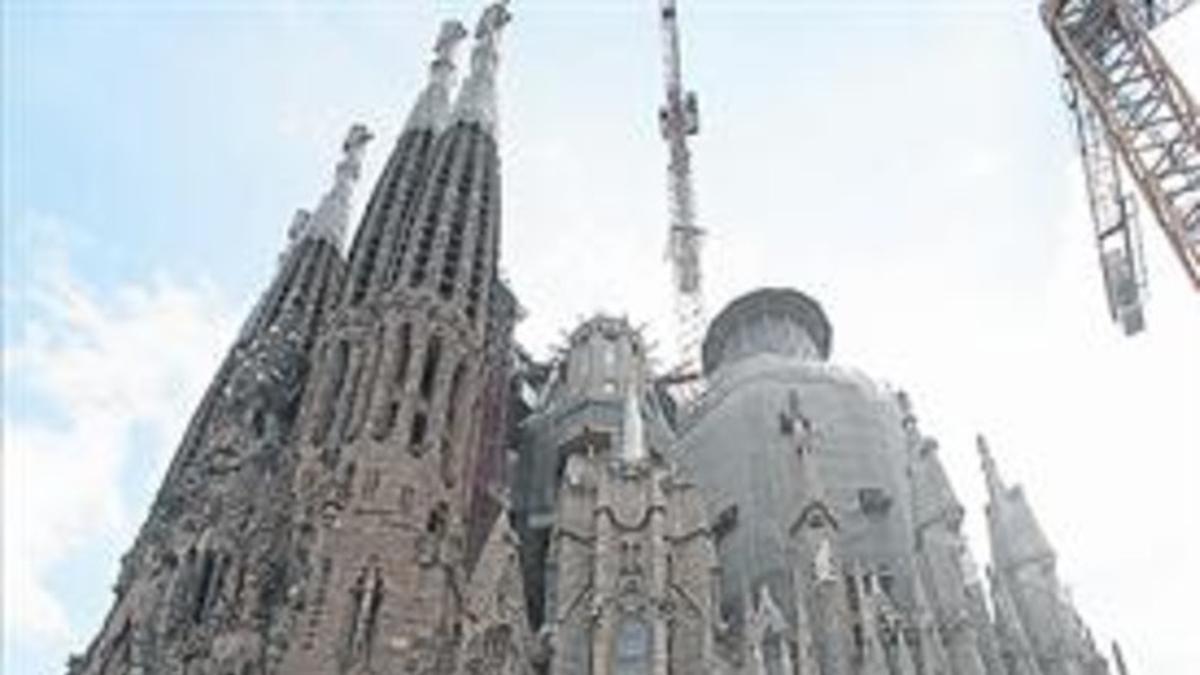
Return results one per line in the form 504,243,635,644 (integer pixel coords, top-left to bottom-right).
1043,0,1200,335
658,0,706,380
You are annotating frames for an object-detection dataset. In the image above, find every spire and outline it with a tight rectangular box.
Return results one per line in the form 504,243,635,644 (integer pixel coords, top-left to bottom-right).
1111,641,1129,675
987,566,1043,675
305,124,373,250
621,375,646,462
910,438,963,531
451,1,511,135
977,433,1007,504
403,20,469,133
979,434,1054,569
342,22,466,306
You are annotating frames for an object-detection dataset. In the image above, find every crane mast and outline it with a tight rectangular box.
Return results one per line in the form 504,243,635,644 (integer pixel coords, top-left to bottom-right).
658,0,705,378
1043,0,1200,334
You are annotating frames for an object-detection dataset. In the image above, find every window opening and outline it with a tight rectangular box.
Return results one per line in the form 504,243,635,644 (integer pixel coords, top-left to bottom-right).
419,335,442,401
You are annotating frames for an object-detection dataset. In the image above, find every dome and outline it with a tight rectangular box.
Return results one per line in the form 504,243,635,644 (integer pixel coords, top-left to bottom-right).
701,288,833,375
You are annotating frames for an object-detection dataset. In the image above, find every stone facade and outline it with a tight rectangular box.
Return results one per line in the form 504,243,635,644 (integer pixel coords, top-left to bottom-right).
72,4,1121,675
525,317,720,675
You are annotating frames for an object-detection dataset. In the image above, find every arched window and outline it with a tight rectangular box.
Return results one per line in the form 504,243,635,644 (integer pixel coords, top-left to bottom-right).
613,616,651,675
409,411,429,454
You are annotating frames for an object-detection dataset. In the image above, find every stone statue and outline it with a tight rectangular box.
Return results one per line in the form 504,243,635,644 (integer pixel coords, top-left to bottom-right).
814,537,837,584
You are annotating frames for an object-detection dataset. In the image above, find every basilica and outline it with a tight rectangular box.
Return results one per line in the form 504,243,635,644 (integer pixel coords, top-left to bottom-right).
70,4,1118,674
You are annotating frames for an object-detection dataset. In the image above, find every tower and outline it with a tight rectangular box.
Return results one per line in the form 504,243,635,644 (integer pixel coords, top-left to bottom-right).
535,320,720,675
67,125,371,675
979,436,1109,675
278,4,522,672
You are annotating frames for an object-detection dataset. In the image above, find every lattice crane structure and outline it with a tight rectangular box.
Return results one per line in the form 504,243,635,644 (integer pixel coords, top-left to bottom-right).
1043,0,1200,335
658,0,706,378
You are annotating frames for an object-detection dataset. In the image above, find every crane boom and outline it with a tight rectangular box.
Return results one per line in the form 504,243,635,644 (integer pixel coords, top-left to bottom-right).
658,0,705,377
1064,69,1149,333
1044,0,1200,333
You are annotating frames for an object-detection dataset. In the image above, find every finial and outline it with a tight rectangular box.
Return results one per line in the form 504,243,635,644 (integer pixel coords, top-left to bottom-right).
474,0,512,42
434,19,469,64
451,1,512,134
305,123,373,250
403,20,468,133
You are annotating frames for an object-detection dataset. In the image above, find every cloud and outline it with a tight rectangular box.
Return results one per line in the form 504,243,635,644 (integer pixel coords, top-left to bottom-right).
2,220,238,660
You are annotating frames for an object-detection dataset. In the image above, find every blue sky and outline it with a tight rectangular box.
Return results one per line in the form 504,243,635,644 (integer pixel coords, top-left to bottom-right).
4,1,1198,673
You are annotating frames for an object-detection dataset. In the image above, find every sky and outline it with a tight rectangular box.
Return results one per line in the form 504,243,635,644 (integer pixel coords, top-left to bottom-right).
2,1,1197,673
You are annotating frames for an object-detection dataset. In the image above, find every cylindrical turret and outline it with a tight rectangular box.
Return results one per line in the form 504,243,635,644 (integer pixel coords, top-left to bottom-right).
681,287,916,638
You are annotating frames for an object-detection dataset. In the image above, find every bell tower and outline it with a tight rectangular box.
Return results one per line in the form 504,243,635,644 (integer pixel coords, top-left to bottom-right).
279,4,517,672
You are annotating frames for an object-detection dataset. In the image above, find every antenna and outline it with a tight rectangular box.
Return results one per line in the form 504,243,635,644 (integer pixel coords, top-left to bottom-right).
657,0,706,382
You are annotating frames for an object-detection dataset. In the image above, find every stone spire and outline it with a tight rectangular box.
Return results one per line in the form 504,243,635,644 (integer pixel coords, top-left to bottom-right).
343,21,467,306
304,123,373,251
238,127,371,346
980,436,1110,675
404,20,469,133
978,433,1007,505
979,434,1054,570
451,0,511,135
988,566,1043,675
66,128,365,675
